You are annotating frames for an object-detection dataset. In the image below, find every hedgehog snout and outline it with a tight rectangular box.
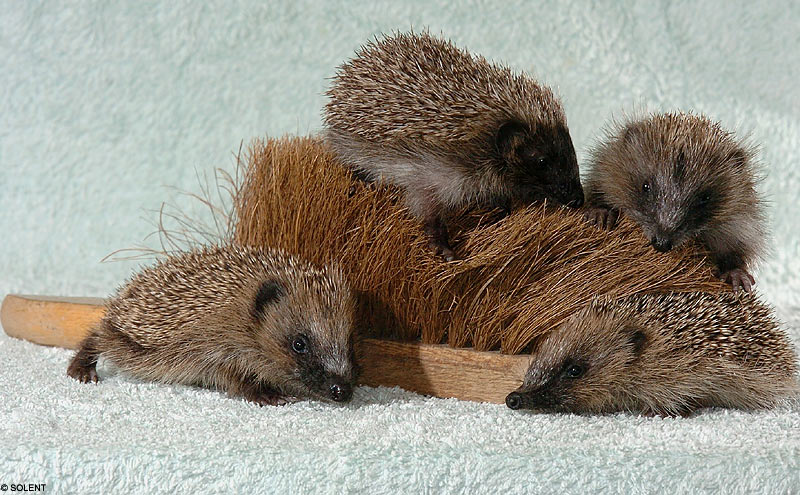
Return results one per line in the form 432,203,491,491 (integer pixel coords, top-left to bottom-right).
505,392,523,410
650,236,673,252
554,181,584,208
327,377,353,402
506,384,561,411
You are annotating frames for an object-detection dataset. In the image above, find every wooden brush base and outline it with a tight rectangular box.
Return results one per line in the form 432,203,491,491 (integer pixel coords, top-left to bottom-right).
1,294,529,404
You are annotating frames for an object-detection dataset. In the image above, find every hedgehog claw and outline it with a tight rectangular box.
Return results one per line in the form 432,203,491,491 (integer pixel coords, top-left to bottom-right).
432,242,457,262
641,406,693,418
67,362,98,384
720,269,755,294
243,388,291,407
583,207,618,230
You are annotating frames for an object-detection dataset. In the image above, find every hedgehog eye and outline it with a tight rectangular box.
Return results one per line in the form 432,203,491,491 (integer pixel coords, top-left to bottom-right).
694,190,713,210
523,152,547,167
642,182,651,194
291,335,309,354
564,364,584,378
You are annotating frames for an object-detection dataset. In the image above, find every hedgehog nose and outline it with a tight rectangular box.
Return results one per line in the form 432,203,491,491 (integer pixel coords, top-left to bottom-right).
651,237,673,252
505,392,523,410
329,382,352,402
561,185,584,208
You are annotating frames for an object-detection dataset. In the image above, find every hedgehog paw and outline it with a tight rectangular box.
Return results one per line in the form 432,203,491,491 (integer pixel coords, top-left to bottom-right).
641,407,694,418
424,222,457,261
249,393,290,407
431,241,457,262
583,207,619,230
67,362,98,384
718,268,755,294
242,387,292,407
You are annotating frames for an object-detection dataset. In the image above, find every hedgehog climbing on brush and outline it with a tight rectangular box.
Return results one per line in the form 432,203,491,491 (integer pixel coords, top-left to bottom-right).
584,112,767,293
324,31,584,261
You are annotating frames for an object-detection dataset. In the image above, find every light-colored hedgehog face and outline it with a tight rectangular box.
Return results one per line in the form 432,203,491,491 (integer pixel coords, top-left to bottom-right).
250,269,357,403
593,113,753,252
506,307,647,414
497,121,584,208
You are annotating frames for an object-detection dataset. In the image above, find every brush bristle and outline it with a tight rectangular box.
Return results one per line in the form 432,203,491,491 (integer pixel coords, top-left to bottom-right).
233,136,727,354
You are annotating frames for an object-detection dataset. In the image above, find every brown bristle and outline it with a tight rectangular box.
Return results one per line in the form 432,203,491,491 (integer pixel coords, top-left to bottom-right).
233,136,728,354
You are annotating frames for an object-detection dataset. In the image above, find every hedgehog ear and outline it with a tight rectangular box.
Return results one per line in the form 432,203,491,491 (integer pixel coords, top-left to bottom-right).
252,280,285,320
496,121,528,163
626,327,647,356
728,148,749,168
621,123,640,145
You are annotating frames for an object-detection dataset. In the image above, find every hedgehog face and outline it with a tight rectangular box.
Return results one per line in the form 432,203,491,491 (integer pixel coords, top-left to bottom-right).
251,276,357,403
506,308,647,414
496,121,584,208
623,147,730,253
594,114,751,253
287,330,356,403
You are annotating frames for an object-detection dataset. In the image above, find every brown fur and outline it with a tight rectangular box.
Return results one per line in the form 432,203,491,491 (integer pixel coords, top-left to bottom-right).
585,112,766,292
508,292,798,415
324,31,583,259
67,245,357,405
233,136,730,355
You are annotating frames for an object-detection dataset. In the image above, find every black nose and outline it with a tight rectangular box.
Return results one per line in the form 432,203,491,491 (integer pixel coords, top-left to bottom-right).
329,382,352,402
651,237,673,252
563,183,584,208
506,392,523,410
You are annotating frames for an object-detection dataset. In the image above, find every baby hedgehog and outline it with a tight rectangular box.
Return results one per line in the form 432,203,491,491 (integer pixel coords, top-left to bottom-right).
67,245,358,406
325,31,584,260
506,292,798,416
584,112,766,292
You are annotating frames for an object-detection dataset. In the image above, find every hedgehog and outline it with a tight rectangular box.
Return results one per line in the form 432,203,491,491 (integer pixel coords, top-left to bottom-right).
67,245,358,406
324,31,584,261
505,292,799,416
583,112,766,293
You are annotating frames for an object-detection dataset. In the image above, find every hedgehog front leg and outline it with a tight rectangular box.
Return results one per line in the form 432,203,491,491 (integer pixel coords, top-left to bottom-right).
713,253,755,294
492,196,512,220
423,213,456,262
406,188,456,261
67,331,101,383
240,382,294,407
706,236,756,293
583,206,620,230
582,188,620,230
224,371,295,407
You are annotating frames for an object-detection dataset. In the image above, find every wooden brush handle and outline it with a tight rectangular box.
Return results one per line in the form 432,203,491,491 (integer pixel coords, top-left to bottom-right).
1,294,529,404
